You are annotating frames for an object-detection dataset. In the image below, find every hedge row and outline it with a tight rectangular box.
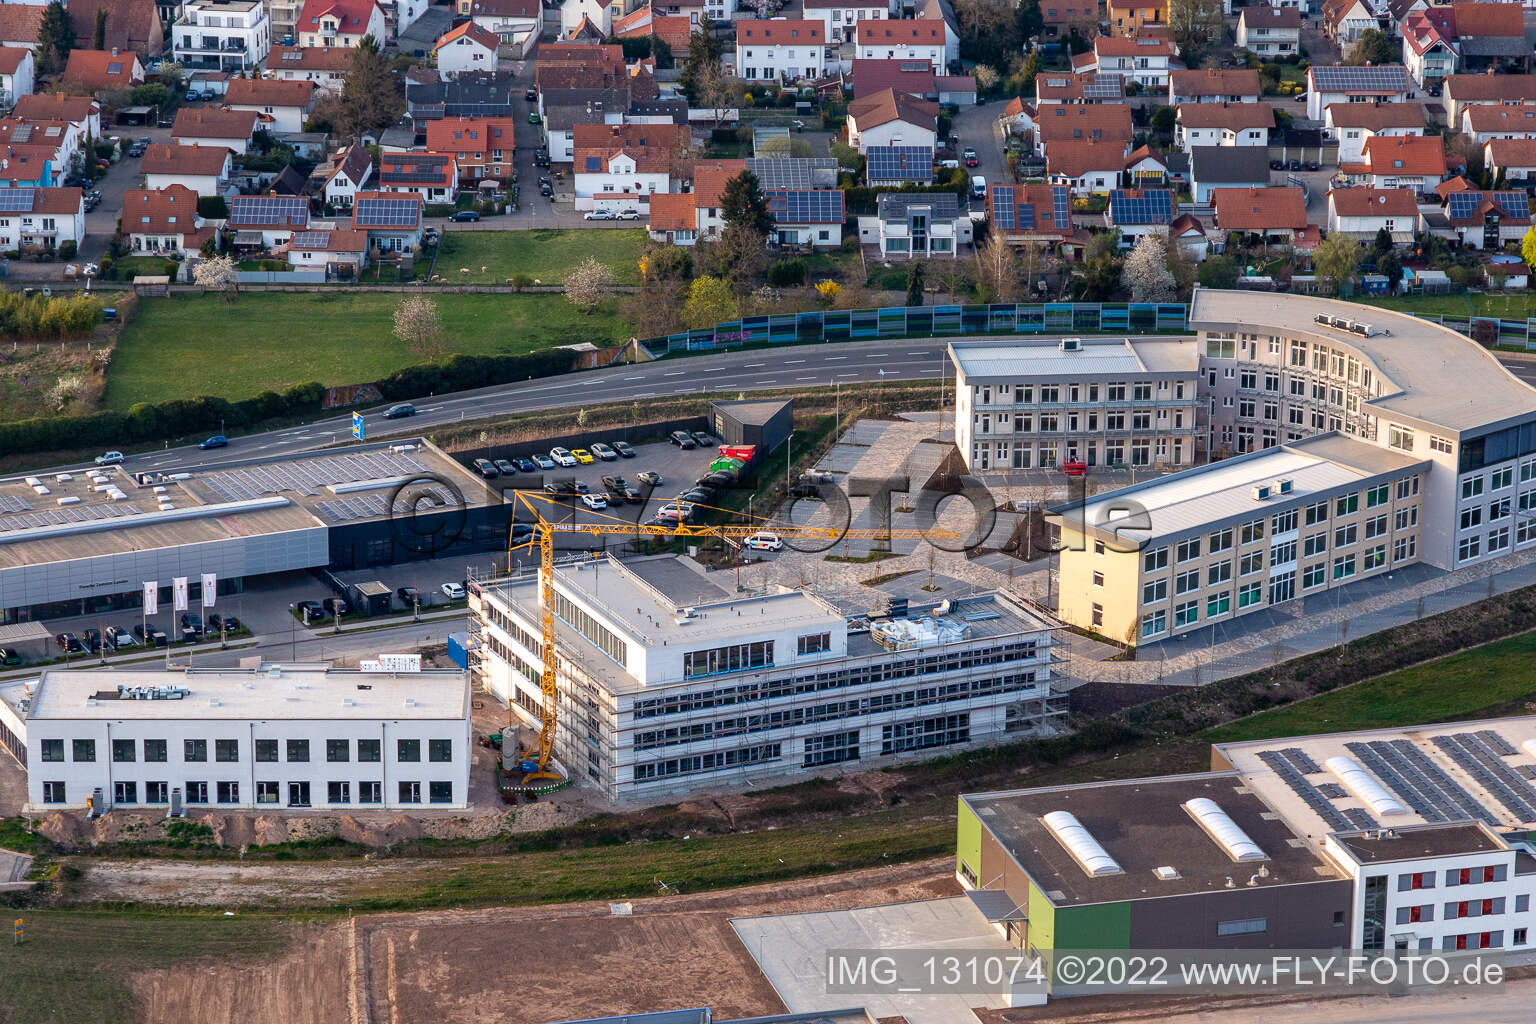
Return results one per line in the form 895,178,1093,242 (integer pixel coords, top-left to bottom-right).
0,349,581,459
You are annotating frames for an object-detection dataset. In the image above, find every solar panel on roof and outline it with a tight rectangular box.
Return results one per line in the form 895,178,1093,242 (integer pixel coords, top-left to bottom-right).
1491,191,1530,219
767,189,842,224
988,185,1015,229
1052,185,1069,228
1310,65,1409,93
1083,73,1124,101
230,196,309,226
866,146,934,182
1447,191,1482,219
746,157,839,189
291,230,329,248
584,156,601,171
0,188,35,212
1109,188,1173,225
354,197,420,227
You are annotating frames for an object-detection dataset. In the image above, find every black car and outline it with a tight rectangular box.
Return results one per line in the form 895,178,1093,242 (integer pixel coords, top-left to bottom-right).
81,628,103,652
1288,159,1301,171
321,597,348,616
612,440,636,458
512,456,537,473
669,430,697,449
473,458,499,478
397,586,421,606
384,403,415,419
698,471,734,488
133,624,168,647
1304,161,1320,172
450,210,481,222
539,181,553,197
511,523,535,545
525,87,537,101
180,613,203,633
294,600,325,621
495,458,518,475
691,431,715,447
601,475,642,503
55,632,82,653
682,487,714,504
544,480,579,497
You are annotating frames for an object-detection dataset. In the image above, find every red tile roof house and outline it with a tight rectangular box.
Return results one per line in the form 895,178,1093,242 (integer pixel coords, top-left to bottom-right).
350,191,423,252
287,227,369,278
1167,68,1261,106
434,20,500,79
0,6,44,52
689,158,746,239
314,142,373,208
265,45,353,95
223,78,317,134
571,123,690,212
1325,187,1421,240
1323,102,1426,164
425,117,517,180
1441,73,1536,126
171,107,260,154
297,0,387,49
1173,102,1273,154
1339,135,1447,192
845,88,939,153
1461,103,1536,145
0,47,34,108
0,186,84,253
1212,186,1309,244
1484,137,1536,186
13,95,102,141
378,151,458,203
1036,70,1125,106
986,183,1077,251
61,48,145,94
122,185,215,258
1433,180,1533,249
849,58,937,101
1033,103,1133,158
67,0,162,58
140,142,232,195
646,191,698,245
1046,139,1129,195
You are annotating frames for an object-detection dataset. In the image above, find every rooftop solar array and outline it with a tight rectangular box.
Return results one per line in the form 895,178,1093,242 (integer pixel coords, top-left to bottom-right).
1257,748,1358,832
1109,188,1174,225
1084,73,1125,101
0,188,35,212
201,450,432,503
1309,65,1410,93
767,189,843,224
290,230,331,248
0,501,146,535
1315,783,1347,799
229,196,309,227
866,146,935,182
1345,739,1493,825
1053,185,1070,228
745,157,839,189
354,196,421,228
989,185,1016,229
0,494,33,513
380,156,449,183
1432,733,1536,822
314,483,459,524
1442,190,1528,221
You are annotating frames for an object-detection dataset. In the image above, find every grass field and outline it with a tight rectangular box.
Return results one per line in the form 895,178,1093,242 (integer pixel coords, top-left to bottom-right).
1359,293,1536,319
432,228,648,285
102,292,627,409
1202,629,1536,745
2,910,296,1021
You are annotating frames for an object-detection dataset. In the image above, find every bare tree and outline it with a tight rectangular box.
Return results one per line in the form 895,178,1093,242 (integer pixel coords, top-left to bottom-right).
973,236,1018,302
193,254,239,303
564,256,615,313
392,292,446,363
699,61,741,129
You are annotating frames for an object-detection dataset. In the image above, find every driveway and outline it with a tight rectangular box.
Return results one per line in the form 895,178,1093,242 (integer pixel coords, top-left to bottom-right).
951,100,1004,200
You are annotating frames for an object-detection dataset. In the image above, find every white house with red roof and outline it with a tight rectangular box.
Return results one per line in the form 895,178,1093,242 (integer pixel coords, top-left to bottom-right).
571,122,689,211
297,0,386,48
122,186,215,258
1090,36,1180,89
1325,102,1425,163
856,18,954,67
0,186,83,253
735,19,830,83
803,0,887,44
1461,103,1536,146
1325,187,1421,240
378,151,457,202
224,78,315,133
265,45,352,94
434,20,499,77
0,47,34,107
140,142,232,195
559,0,621,39
459,0,539,54
316,142,373,207
287,227,369,276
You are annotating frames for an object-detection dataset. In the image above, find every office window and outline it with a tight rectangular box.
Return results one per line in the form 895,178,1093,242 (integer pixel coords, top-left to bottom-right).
1304,501,1328,526
1460,535,1482,561
399,781,422,804
327,739,350,762
1208,560,1232,585
797,632,831,656
40,739,63,762
144,738,167,762
429,781,453,804
1209,528,1233,552
1461,507,1483,531
359,781,382,803
42,781,66,803
1140,611,1166,638
1430,436,1453,455
112,739,136,763
146,781,168,803
1207,591,1231,617
255,739,278,762
186,781,208,803
1366,484,1389,507
1217,917,1267,936
1175,569,1201,595
1174,600,1198,627
1492,467,1513,490
398,739,422,762
1395,507,1417,530
1144,547,1168,572
1363,545,1387,570
1240,519,1264,544
358,739,381,762
1388,425,1414,452
328,781,351,804
73,739,96,762
1303,562,1326,589
1240,552,1265,576
216,781,239,804
1272,509,1297,534
1333,555,1356,580
1335,524,1358,547
1463,476,1484,499
1336,494,1358,516
286,739,309,762
1176,538,1201,562
256,781,279,804
1143,579,1167,604
430,739,454,763
184,739,207,762
1238,582,1263,608
215,739,239,763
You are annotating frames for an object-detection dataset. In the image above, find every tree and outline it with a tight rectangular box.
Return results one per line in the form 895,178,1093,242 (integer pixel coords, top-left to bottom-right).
953,0,1024,72
1377,252,1404,293
906,261,926,306
681,275,737,328
721,170,773,237
1373,226,1393,259
36,1,75,75
697,60,739,129
814,279,841,304
92,8,107,50
1197,253,1239,289
564,256,615,313
972,64,1000,94
1313,233,1361,296
193,254,239,303
974,236,1018,301
1017,0,1043,44
1168,0,1225,67
1151,106,1176,135
1125,233,1177,302
711,222,768,284
680,20,723,106
392,293,445,363
1521,225,1536,277
1346,28,1396,66
334,36,403,141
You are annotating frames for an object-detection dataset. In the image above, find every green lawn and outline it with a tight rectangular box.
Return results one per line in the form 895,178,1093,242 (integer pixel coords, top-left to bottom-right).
109,255,177,281
1202,629,1536,745
432,228,647,285
1359,293,1536,319
103,292,627,409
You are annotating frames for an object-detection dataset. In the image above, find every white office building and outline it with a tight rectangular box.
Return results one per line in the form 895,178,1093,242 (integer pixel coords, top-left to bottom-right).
470,555,1064,801
172,0,272,73
0,661,471,813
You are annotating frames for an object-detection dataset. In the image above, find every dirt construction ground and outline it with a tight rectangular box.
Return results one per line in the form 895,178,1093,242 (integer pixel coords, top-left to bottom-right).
126,857,961,1024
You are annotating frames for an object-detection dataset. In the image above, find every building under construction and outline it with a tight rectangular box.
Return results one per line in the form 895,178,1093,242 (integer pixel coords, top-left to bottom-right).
469,554,1065,801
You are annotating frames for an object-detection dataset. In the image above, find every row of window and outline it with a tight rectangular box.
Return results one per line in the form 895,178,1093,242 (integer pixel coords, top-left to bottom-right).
973,409,1182,434
40,779,454,805
42,737,453,764
973,381,1181,406
1399,865,1508,890
682,640,776,680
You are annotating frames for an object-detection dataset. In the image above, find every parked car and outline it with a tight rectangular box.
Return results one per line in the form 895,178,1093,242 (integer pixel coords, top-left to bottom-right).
698,471,734,488
580,492,608,510
615,209,640,220
423,227,440,246
450,210,481,222
105,626,137,649
532,453,557,470
179,613,203,634
602,475,641,503
590,442,617,461
527,111,540,124
384,403,415,419
494,458,518,475
127,142,146,157
963,148,978,167
544,480,579,497
681,487,714,504
611,440,636,458
569,448,594,464
81,628,103,652
397,586,421,606
656,501,694,521
690,430,715,447
637,470,663,486
512,456,537,473
584,209,615,221
539,180,553,197
321,597,348,616
669,430,697,449
55,632,82,652
743,531,783,551
551,447,578,467
0,648,22,666
95,450,124,464
441,582,467,600
525,87,537,101
198,435,228,449
134,624,168,647
472,457,499,478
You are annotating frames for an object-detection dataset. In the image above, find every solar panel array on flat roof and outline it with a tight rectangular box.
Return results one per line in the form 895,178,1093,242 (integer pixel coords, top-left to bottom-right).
229,196,309,226
201,449,433,503
866,145,934,182
767,189,842,224
0,188,35,212
1258,748,1356,832
0,495,33,513
1346,739,1494,825
315,484,459,524
989,185,1015,229
745,157,839,189
0,501,146,535
1310,65,1409,93
1109,188,1173,225
1433,733,1536,822
354,197,420,227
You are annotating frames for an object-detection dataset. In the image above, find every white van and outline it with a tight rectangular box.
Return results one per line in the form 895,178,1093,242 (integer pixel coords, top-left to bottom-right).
970,175,987,201
743,532,783,551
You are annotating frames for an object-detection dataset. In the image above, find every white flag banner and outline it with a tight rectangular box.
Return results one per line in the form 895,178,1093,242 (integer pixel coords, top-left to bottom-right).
172,576,189,612
201,573,217,609
142,581,159,616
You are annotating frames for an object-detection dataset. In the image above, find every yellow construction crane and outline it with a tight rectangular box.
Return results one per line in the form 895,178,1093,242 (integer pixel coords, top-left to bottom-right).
496,489,949,792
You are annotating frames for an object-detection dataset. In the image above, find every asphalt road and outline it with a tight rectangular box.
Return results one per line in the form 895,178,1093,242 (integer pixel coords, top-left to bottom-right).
33,337,1536,479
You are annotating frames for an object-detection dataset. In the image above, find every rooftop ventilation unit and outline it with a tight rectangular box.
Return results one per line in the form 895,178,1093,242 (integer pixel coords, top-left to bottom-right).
1154,865,1181,880
1252,484,1271,501
1326,755,1408,817
1042,810,1123,877
1183,797,1268,862
1060,337,1082,352
1275,478,1293,495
